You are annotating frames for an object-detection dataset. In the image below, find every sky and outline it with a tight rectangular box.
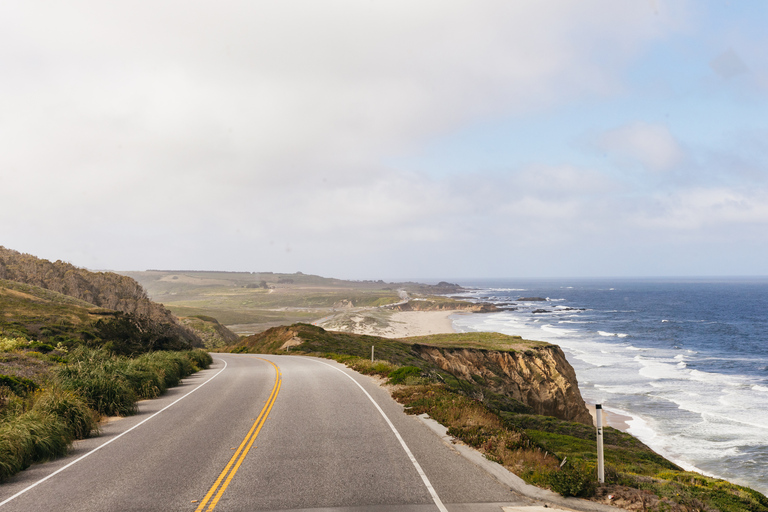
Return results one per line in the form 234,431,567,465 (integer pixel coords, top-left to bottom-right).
2,1,767,280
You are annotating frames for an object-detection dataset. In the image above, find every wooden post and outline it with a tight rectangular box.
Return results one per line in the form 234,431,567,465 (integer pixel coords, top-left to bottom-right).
596,404,605,484
371,345,375,362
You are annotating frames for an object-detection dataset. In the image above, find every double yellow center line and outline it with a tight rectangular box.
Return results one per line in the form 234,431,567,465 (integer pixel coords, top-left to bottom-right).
195,357,281,512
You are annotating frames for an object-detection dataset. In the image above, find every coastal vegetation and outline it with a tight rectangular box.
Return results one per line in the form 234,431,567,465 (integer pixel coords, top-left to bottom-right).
0,247,201,349
0,336,211,481
0,247,213,481
178,315,240,350
230,323,768,512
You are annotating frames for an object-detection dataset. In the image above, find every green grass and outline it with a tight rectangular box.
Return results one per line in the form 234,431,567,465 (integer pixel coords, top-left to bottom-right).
0,385,98,481
57,347,212,415
166,305,320,327
403,331,550,351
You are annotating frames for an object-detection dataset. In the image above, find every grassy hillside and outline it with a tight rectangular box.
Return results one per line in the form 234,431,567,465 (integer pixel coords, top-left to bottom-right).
0,278,117,345
0,278,198,355
0,247,202,349
178,315,240,350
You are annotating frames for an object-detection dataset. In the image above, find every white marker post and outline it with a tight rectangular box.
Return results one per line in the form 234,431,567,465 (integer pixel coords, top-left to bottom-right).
371,345,375,362
596,404,605,484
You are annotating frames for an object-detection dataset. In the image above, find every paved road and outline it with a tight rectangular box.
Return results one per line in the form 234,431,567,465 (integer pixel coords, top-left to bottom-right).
0,354,531,511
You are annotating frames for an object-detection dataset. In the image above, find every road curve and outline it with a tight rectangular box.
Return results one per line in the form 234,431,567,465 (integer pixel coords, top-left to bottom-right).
0,354,529,511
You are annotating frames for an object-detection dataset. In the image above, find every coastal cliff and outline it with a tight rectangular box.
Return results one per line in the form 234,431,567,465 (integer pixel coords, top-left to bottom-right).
412,344,593,424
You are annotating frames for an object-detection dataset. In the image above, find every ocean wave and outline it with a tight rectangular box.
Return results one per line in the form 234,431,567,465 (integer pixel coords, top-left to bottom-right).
540,324,577,335
638,359,682,380
598,330,629,338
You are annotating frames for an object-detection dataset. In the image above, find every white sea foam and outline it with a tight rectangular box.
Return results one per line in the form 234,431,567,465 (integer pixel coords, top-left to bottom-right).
597,330,629,338
627,414,657,442
637,359,682,380
540,324,576,336
753,385,768,392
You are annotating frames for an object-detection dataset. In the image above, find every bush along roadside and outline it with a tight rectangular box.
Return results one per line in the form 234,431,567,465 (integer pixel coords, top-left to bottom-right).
310,352,768,512
0,347,212,481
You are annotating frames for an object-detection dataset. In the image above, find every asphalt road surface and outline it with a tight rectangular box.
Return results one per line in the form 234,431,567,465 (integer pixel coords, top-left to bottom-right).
0,354,532,511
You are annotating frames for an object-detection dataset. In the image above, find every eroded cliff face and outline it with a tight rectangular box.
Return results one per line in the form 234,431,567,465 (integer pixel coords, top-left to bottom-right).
413,344,593,425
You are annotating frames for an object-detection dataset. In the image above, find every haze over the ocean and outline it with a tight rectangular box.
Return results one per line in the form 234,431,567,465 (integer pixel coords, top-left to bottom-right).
2,1,765,279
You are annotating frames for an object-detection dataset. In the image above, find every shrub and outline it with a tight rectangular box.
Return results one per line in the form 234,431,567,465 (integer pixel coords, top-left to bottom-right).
548,458,597,498
387,366,422,385
0,336,28,352
28,341,55,353
186,349,213,370
0,374,39,396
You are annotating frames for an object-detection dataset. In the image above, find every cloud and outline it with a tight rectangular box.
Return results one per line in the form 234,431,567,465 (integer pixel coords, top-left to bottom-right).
631,187,768,231
0,1,703,276
598,122,684,172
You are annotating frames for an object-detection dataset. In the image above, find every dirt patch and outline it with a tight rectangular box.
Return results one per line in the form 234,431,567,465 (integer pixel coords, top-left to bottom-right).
279,336,303,350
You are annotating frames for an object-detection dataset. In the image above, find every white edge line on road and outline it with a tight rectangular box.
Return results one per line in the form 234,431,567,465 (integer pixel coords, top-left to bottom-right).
0,358,229,509
308,357,449,512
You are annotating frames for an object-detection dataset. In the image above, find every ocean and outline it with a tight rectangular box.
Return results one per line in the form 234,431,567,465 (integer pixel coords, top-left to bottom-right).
448,278,768,494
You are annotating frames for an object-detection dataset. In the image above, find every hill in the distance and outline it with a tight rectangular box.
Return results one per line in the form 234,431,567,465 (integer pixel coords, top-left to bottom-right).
0,247,203,354
122,269,463,335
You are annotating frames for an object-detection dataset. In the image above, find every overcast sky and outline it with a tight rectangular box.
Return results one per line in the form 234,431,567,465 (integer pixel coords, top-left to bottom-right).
2,1,766,280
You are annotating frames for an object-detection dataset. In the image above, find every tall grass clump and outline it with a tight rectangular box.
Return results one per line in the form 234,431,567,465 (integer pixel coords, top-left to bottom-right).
0,411,68,480
0,386,96,481
1,346,211,481
129,349,210,394
32,386,98,439
57,347,137,417
57,347,211,415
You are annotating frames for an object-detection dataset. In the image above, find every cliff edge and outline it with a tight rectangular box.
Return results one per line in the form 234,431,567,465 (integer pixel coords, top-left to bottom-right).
412,344,593,425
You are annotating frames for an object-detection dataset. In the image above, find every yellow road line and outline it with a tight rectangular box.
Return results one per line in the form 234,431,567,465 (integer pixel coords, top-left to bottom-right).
195,357,281,512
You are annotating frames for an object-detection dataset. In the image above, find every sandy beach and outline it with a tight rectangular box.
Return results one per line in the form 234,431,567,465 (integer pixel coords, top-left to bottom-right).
587,403,632,432
315,308,459,338
386,310,458,338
